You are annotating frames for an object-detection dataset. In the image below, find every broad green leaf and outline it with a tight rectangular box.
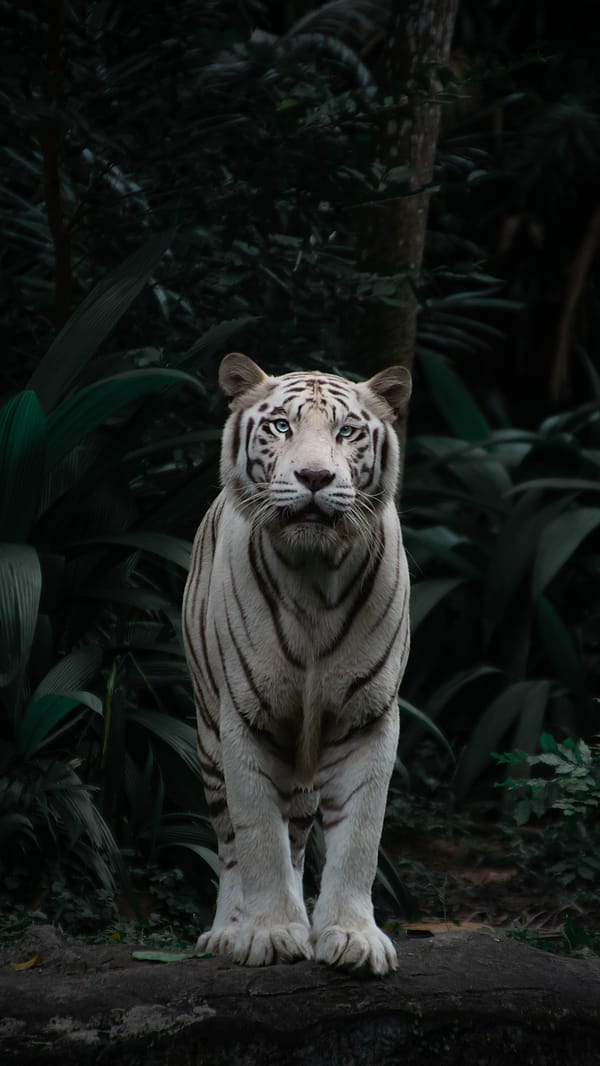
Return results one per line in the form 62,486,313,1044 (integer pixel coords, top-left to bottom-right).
172,315,261,367
160,841,220,877
15,693,82,759
45,369,202,470
536,596,586,696
31,646,103,702
400,665,501,759
0,392,47,540
157,816,215,850
507,478,600,496
40,387,188,519
83,585,174,611
454,681,539,799
376,847,418,918
425,666,501,721
28,231,175,411
397,697,453,757
508,680,552,782
403,526,480,578
540,732,560,754
127,708,201,779
419,351,492,442
0,812,35,844
483,492,572,640
128,430,223,460
449,453,512,502
410,577,466,632
139,467,217,532
72,532,192,570
533,508,600,595
0,544,42,690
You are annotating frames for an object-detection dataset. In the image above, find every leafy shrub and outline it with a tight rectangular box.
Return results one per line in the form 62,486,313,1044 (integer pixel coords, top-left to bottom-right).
400,364,600,797
495,732,600,823
0,241,223,906
494,732,600,885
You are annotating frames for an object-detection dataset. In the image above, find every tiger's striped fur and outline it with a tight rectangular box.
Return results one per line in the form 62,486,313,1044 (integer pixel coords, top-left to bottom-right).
182,352,411,974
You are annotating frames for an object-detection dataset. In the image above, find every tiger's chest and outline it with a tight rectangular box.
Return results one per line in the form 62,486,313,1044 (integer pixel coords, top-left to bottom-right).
202,510,409,728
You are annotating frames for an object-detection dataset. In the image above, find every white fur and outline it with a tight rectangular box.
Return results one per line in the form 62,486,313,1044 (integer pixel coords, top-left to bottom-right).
182,357,411,974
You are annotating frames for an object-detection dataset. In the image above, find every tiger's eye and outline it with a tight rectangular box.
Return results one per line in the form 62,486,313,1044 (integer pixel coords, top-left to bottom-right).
273,418,290,434
338,425,354,438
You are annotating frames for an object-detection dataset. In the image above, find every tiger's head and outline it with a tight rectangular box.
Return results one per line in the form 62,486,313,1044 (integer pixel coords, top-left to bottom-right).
219,353,411,553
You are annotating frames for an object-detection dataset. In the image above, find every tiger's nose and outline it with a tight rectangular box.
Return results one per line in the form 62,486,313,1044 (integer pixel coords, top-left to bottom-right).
295,467,335,492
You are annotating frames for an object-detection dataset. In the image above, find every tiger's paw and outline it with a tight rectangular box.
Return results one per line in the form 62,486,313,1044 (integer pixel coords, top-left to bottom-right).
195,925,237,957
313,924,398,976
198,921,313,965
231,921,313,966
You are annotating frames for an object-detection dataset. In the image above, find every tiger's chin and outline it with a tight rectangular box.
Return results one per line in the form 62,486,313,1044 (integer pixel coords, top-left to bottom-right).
279,520,340,553
270,505,362,557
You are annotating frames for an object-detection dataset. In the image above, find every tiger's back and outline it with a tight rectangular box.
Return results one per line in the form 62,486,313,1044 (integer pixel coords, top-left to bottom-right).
182,353,411,974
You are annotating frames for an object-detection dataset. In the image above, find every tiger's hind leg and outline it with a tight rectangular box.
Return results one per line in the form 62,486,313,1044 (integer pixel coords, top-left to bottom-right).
287,788,320,900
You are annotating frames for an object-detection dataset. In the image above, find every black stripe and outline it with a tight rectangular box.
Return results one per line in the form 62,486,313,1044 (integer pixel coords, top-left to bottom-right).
289,813,316,830
198,601,219,697
366,537,402,636
187,515,210,621
193,680,219,736
244,416,256,482
321,780,367,814
312,544,371,611
361,426,379,493
248,535,303,666
214,625,245,719
343,609,405,703
229,558,254,645
259,767,293,802
207,796,228,818
231,410,242,466
318,529,384,659
223,595,272,713
380,425,389,476
322,696,396,758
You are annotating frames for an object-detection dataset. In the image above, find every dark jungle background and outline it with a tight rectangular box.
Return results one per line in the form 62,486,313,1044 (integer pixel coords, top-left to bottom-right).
2,0,600,950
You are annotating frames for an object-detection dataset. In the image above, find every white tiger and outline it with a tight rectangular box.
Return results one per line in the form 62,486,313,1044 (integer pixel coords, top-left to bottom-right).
182,352,411,975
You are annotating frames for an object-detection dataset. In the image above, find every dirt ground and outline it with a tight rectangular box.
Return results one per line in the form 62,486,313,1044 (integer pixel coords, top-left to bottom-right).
380,822,600,946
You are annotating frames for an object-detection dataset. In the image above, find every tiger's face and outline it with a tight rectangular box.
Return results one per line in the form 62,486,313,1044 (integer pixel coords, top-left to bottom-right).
219,353,411,552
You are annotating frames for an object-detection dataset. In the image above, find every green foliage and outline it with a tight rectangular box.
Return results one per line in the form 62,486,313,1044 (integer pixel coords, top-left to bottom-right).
2,0,600,938
0,241,223,910
494,733,600,885
495,732,600,822
400,381,600,797
508,916,600,959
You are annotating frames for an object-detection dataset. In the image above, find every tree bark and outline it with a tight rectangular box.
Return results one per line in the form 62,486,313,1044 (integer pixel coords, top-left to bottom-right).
353,0,459,376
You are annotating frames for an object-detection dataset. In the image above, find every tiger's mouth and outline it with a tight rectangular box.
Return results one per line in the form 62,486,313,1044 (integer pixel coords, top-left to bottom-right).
283,505,335,528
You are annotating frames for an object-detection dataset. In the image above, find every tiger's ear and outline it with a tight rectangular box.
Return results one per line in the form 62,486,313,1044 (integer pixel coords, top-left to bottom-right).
365,365,412,422
219,353,269,399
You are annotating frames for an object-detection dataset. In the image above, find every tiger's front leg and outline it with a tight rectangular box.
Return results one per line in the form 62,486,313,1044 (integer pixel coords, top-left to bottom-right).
311,702,400,975
213,702,313,965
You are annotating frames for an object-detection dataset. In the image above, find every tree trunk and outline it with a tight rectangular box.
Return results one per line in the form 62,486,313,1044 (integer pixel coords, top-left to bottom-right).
353,0,459,376
2,926,600,1065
